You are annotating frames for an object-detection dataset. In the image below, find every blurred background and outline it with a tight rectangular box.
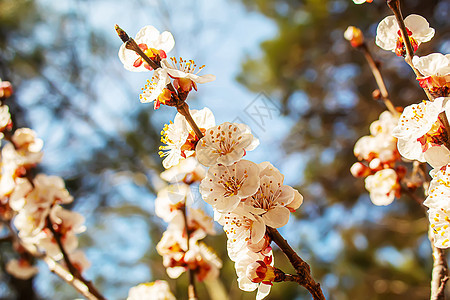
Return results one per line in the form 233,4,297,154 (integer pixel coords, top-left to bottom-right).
0,0,449,299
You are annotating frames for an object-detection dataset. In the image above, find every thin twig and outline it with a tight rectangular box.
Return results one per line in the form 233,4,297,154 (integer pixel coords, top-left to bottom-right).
267,227,325,300
181,204,198,300
177,102,204,139
46,216,106,300
2,219,99,300
360,44,398,116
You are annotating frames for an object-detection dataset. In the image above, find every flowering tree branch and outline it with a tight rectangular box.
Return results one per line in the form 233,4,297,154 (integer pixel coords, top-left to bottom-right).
115,25,204,140
266,227,325,300
1,219,99,300
46,215,106,300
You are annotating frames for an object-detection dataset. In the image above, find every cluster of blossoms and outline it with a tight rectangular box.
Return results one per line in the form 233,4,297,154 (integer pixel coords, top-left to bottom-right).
0,80,89,280
351,111,403,205
350,8,450,249
120,26,224,298
119,25,305,300
195,125,303,299
154,156,222,282
118,25,215,110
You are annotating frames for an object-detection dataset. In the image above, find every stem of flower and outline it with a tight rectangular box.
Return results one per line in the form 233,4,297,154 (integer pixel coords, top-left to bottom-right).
360,44,398,116
181,204,198,300
267,227,325,300
46,215,106,300
177,102,204,139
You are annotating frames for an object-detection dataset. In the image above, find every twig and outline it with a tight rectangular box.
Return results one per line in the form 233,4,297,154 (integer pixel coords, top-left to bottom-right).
359,44,398,116
177,102,204,139
2,219,99,300
115,25,204,141
181,204,198,300
267,227,325,300
46,215,106,300
430,232,449,300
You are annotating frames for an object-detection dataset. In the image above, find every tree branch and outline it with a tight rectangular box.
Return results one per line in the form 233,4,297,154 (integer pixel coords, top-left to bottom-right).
359,43,398,116
430,233,449,300
267,227,325,300
46,216,106,300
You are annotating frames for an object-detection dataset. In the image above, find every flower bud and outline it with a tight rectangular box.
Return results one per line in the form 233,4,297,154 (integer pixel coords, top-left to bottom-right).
350,162,370,178
344,26,364,48
0,81,13,99
246,260,275,284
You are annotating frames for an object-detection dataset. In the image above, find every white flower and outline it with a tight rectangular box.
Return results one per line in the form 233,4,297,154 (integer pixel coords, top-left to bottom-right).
162,57,215,91
392,98,450,167
353,0,372,3
10,174,73,213
5,259,38,280
364,169,399,206
196,122,259,167
216,205,266,260
376,14,434,56
127,281,176,300
119,25,175,72
155,184,194,223
36,206,85,260
160,108,215,169
243,162,302,229
199,160,260,212
0,105,11,131
234,248,273,300
160,157,206,184
184,242,222,281
413,53,450,97
425,165,450,248
139,68,171,107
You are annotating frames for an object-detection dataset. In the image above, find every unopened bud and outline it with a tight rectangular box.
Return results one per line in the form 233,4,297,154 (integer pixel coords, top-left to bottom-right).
115,24,129,43
0,81,13,99
372,89,381,100
368,158,382,170
246,260,275,284
344,26,364,48
350,162,370,178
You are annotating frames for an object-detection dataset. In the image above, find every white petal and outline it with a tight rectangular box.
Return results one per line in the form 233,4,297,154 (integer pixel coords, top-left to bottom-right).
262,206,290,228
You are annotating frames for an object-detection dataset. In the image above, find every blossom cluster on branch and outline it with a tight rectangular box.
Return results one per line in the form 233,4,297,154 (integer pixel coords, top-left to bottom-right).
347,1,449,298
0,79,90,283
117,23,312,300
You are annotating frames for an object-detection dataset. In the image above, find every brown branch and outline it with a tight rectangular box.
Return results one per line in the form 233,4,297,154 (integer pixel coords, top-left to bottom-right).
181,204,198,300
359,43,398,116
46,216,106,300
177,102,204,140
267,227,325,300
1,219,99,300
430,233,449,300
